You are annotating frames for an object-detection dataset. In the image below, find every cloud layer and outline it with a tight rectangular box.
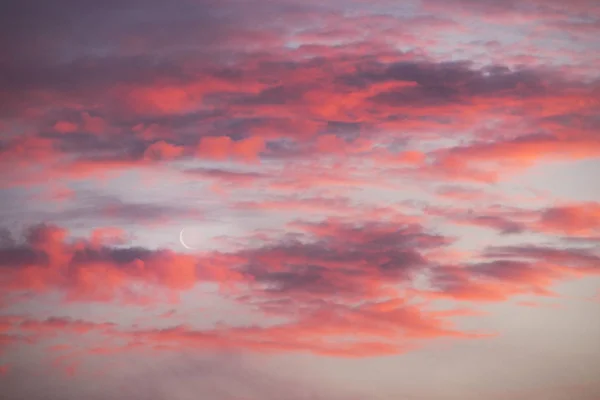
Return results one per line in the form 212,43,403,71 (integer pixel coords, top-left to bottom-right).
1,0,599,399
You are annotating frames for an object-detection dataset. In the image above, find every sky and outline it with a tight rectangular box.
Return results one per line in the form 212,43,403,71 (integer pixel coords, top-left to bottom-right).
1,0,600,399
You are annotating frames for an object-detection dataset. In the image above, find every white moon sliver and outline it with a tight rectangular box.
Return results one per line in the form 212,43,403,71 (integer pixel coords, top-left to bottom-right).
179,228,194,250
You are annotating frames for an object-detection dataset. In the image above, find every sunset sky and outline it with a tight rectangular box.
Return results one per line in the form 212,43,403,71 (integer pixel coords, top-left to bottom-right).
1,0,600,399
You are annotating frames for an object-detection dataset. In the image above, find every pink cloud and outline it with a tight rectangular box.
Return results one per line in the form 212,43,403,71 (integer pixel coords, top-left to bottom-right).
197,136,265,162
537,202,600,236
0,224,246,304
142,140,185,161
53,121,78,134
1,0,599,397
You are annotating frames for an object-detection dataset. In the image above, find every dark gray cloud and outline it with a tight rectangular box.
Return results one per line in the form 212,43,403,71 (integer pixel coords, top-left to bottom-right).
0,0,285,117
468,259,538,280
184,167,269,183
469,215,526,235
0,246,48,268
483,245,600,269
0,223,155,269
0,189,203,228
0,0,227,65
57,196,203,224
355,61,554,107
236,221,446,298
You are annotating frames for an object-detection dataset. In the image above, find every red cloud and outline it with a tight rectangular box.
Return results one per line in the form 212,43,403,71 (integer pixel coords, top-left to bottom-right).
53,121,78,134
436,134,600,176
3,49,598,191
125,85,199,114
0,210,597,369
0,303,483,360
429,202,600,238
142,140,185,161
197,136,265,162
537,202,600,236
0,136,57,168
0,219,491,359
118,297,488,357
0,224,246,304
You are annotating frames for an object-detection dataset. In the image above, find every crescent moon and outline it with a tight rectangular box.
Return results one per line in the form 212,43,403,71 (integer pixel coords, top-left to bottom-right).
179,228,194,250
